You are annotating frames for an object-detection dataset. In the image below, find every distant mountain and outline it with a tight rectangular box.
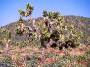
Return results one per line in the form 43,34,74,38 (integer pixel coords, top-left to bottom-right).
0,15,90,45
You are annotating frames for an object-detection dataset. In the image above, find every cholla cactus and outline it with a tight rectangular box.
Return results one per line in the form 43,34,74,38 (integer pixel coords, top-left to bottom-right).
42,11,84,47
18,3,33,18
17,3,34,35
18,9,25,17
25,3,33,17
17,4,84,48
15,17,25,36
55,15,83,44
43,10,59,20
26,3,33,13
43,10,48,17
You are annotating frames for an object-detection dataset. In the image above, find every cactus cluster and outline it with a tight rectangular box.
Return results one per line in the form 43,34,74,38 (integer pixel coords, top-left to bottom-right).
15,3,84,49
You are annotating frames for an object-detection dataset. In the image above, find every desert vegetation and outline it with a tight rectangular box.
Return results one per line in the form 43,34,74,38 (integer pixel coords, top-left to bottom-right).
0,3,90,67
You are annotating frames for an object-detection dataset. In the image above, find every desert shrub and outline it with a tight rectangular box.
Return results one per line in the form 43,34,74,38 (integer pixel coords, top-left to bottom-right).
85,50,90,60
86,50,90,55
0,40,4,49
0,28,11,39
43,63,62,67
0,56,13,67
87,59,90,67
47,53,58,58
26,55,38,67
76,55,87,62
16,41,29,48
10,41,28,48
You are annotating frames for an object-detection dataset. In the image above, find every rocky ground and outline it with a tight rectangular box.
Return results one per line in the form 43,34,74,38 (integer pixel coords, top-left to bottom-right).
0,44,90,67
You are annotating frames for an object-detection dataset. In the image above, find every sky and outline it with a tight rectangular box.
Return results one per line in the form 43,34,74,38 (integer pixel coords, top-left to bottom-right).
0,0,90,26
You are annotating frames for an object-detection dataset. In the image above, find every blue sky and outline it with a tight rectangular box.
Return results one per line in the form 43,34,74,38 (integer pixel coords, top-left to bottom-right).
0,0,90,26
